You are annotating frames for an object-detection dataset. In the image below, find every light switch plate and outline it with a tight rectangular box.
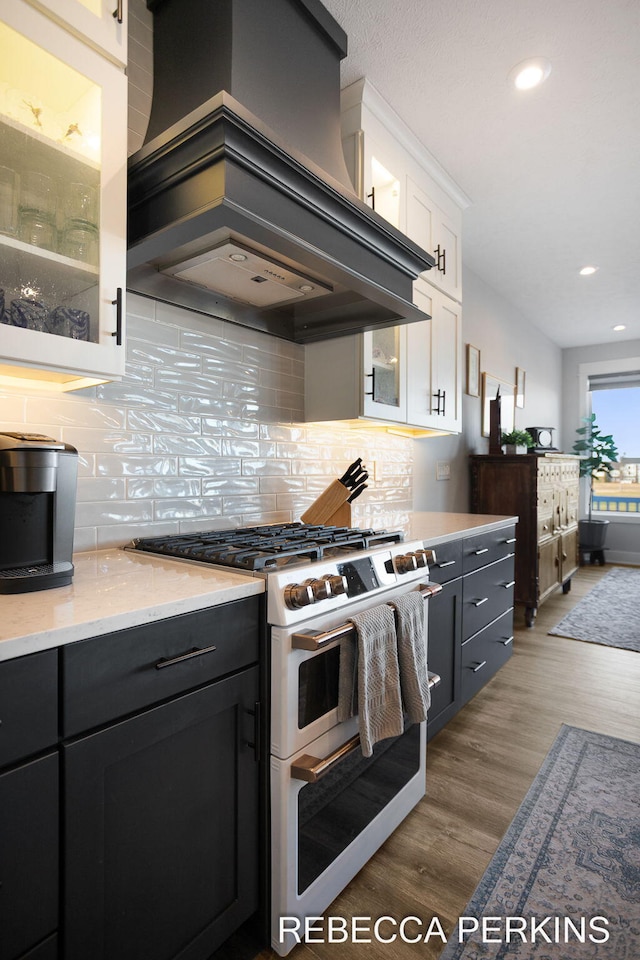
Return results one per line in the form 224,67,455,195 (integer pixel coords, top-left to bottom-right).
436,461,451,481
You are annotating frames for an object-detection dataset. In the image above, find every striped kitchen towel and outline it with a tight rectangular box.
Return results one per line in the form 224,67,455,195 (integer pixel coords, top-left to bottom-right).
393,592,430,723
338,603,404,757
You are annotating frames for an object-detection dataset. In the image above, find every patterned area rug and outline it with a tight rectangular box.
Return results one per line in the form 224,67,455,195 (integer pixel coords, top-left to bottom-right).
549,567,640,651
438,725,640,959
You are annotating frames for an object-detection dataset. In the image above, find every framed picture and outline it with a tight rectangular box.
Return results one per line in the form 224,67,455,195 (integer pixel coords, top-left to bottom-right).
466,344,481,397
515,367,526,408
482,373,515,437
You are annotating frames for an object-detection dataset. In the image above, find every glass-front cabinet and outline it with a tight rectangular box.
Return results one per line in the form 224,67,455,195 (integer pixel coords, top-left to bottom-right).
362,325,407,422
0,0,126,390
24,0,127,66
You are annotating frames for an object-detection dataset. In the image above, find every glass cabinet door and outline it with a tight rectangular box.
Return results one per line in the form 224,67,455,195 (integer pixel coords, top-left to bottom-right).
0,0,126,387
363,325,407,422
25,0,128,66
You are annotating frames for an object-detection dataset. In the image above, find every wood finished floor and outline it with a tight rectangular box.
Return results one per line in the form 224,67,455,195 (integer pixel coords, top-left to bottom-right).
216,565,640,960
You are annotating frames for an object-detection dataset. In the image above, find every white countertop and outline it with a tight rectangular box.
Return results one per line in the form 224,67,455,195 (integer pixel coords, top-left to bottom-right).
0,548,264,663
409,511,518,545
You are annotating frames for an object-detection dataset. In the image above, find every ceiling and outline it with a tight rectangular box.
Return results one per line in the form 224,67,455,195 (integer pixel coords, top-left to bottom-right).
321,0,640,349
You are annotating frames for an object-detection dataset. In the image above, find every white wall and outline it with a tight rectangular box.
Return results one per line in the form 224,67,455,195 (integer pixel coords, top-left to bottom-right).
413,266,563,512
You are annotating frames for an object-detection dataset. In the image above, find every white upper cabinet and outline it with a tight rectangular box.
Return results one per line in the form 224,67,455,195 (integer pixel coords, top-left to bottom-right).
24,0,127,66
0,0,127,391
409,281,462,433
406,176,462,303
341,78,468,305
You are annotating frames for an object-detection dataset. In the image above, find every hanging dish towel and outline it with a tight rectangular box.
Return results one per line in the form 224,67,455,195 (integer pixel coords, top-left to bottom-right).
394,592,431,723
338,603,404,757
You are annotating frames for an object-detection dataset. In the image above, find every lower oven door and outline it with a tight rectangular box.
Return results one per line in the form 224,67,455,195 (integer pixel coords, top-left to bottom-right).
270,719,426,956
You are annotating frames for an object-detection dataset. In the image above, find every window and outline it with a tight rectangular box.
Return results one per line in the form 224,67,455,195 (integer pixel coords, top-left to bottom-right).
588,370,640,515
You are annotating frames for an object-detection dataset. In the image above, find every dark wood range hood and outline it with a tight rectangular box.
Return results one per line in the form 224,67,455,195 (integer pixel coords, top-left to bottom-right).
126,0,435,343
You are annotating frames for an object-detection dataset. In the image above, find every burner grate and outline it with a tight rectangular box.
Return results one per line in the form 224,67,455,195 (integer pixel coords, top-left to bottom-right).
128,522,403,570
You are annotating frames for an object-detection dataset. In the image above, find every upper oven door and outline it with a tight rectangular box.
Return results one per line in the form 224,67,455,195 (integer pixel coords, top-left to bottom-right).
270,578,441,761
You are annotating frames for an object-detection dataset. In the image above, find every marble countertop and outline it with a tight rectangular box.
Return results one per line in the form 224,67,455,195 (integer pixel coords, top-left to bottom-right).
0,548,264,663
409,511,518,545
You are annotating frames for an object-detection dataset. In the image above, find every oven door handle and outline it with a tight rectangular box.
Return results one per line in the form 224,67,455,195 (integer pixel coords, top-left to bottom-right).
291,581,443,651
290,673,441,784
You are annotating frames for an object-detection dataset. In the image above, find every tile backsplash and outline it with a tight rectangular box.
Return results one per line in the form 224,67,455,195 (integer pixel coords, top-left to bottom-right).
1,295,414,551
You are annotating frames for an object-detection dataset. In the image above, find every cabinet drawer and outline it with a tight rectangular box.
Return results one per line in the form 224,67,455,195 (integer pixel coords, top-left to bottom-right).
0,649,58,768
461,609,514,704
538,514,554,541
462,526,517,573
462,555,515,640
62,597,261,736
425,539,463,583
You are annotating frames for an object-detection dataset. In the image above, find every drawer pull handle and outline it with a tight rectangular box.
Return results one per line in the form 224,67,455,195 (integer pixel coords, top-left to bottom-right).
474,548,489,555
501,637,514,646
471,660,487,673
503,580,516,589
473,597,488,607
437,560,456,568
155,644,217,670
504,537,517,544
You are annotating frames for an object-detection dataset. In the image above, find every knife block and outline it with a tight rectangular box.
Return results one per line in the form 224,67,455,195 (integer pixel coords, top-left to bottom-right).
300,480,353,526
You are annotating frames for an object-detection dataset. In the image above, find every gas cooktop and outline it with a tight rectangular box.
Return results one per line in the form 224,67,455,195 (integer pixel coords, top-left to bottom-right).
126,522,404,572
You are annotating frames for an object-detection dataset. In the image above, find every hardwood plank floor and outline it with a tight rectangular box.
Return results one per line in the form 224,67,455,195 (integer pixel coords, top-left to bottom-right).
216,565,640,960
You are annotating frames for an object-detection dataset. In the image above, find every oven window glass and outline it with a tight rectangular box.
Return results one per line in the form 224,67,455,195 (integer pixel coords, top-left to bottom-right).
298,647,340,729
297,723,421,893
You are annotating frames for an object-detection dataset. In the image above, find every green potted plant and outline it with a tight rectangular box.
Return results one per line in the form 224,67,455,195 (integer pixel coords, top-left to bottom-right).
501,429,534,454
571,413,619,552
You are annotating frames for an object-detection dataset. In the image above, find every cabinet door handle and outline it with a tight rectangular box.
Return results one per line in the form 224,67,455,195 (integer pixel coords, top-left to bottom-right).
434,244,446,275
473,597,488,607
504,537,517,544
471,660,487,673
155,644,217,669
111,287,123,345
503,580,516,589
247,701,261,762
500,637,514,646
474,547,489,556
437,560,456,568
364,368,376,397
366,185,376,210
112,0,123,23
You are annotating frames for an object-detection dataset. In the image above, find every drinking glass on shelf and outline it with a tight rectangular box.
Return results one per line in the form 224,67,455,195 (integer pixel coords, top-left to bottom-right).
18,171,57,251
60,182,98,265
0,166,20,237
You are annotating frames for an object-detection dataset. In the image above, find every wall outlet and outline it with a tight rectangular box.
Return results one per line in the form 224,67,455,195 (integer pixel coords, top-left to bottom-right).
436,461,451,481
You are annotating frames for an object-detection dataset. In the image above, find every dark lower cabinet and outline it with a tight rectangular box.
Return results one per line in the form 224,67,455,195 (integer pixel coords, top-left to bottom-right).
63,665,259,960
424,527,515,740
0,754,59,960
426,577,461,740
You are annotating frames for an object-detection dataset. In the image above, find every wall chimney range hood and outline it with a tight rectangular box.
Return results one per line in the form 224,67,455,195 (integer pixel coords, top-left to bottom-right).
126,0,435,343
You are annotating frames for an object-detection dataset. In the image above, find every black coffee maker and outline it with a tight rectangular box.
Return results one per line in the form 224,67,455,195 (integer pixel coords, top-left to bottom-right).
0,432,78,593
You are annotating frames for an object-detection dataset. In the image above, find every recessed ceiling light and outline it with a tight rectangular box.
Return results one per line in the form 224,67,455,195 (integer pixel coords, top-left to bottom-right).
613,325,626,332
509,58,552,90
579,266,598,275
229,253,247,262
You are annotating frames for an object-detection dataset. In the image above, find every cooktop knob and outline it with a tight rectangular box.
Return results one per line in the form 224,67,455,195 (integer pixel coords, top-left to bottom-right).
304,577,332,601
284,582,315,609
412,550,429,568
323,573,348,596
395,553,419,575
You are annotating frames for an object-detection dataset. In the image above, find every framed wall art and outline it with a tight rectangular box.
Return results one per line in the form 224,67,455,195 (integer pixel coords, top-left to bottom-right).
515,367,526,408
482,373,515,437
466,344,481,397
